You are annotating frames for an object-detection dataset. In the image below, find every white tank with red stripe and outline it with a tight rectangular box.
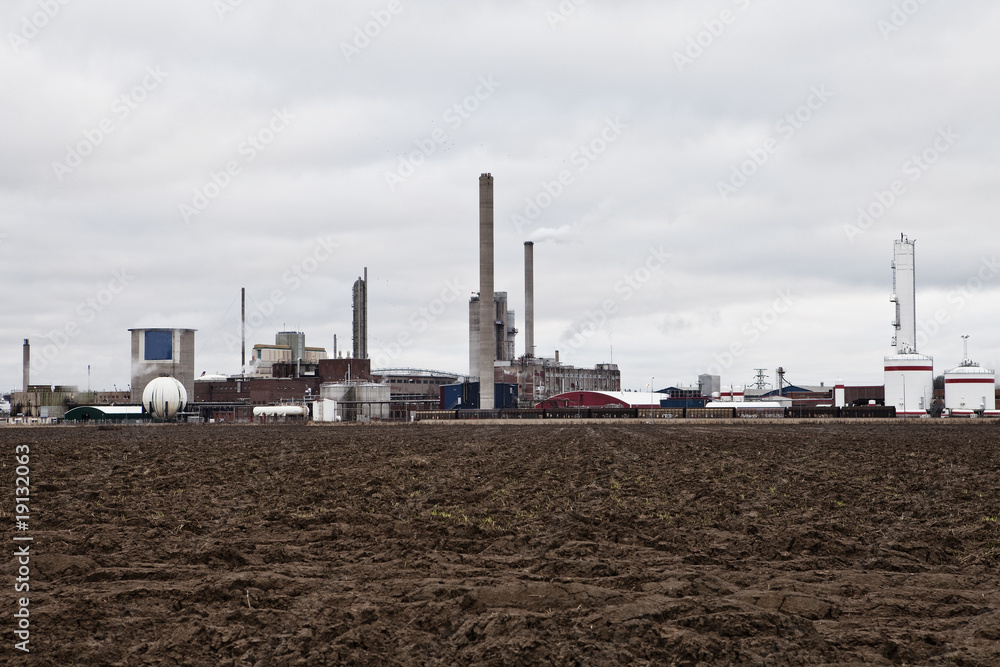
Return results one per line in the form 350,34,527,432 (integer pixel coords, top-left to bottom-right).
944,362,996,414
884,353,933,417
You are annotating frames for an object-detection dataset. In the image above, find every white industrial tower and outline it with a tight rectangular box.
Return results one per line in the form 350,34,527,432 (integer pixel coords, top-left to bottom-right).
884,234,933,417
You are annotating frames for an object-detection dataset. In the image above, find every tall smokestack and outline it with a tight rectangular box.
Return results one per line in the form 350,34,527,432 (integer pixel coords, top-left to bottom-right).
524,241,534,358
353,267,368,359
241,287,246,374
23,339,30,391
479,174,495,409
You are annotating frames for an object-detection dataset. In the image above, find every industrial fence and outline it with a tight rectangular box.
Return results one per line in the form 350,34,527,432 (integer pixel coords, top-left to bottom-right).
413,405,900,421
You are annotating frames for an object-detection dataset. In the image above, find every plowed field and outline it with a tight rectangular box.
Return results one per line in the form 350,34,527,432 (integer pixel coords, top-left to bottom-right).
4,422,1000,665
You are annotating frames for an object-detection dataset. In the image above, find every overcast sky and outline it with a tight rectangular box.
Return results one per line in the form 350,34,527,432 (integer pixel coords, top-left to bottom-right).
2,0,999,394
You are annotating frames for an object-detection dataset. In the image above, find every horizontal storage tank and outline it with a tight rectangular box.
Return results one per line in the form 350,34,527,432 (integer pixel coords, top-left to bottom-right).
944,363,996,415
252,406,306,418
884,353,933,417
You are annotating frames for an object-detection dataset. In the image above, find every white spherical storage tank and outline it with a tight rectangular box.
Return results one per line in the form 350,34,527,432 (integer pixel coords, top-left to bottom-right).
944,363,996,415
142,376,188,421
884,353,933,417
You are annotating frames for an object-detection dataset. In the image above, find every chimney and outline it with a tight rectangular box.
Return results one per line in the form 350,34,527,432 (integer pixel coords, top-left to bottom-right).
353,267,368,359
23,339,30,390
241,288,246,374
479,174,495,409
524,241,534,358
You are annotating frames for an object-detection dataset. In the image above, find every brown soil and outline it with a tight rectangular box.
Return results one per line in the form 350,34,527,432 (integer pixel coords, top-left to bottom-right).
4,422,1000,665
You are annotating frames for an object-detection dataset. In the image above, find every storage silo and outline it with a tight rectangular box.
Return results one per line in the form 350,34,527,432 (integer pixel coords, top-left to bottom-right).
944,339,996,416
354,383,391,420
884,353,934,416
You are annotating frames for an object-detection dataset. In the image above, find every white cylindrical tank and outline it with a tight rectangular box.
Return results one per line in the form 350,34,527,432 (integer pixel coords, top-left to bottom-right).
142,376,188,421
354,383,391,419
721,386,733,402
884,353,933,417
945,363,996,415
834,379,846,408
733,386,745,402
320,383,352,402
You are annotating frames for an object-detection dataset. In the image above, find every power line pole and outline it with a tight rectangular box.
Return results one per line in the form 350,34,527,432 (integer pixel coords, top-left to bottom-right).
753,369,769,390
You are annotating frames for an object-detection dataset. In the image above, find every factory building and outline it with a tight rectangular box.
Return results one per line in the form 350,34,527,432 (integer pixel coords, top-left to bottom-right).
195,358,371,403
506,357,620,406
251,331,328,377
469,292,517,378
8,386,134,420
371,369,463,418
537,391,662,409
129,328,196,403
192,358,383,422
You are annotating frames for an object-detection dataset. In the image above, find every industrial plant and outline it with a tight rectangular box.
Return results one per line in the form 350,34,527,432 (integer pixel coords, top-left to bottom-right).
3,179,997,424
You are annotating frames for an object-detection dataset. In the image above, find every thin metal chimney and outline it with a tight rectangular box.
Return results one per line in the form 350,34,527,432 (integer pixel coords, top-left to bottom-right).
479,174,495,409
23,339,30,390
524,241,534,358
